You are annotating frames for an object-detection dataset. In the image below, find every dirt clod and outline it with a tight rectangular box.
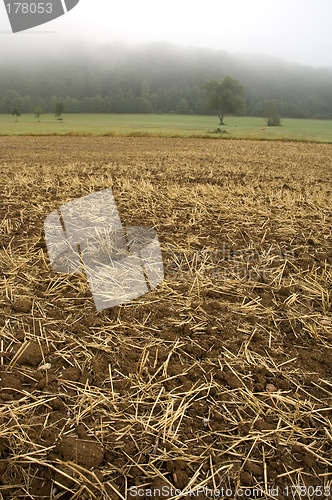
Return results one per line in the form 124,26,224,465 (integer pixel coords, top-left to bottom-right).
11,299,32,313
16,342,45,366
56,437,104,469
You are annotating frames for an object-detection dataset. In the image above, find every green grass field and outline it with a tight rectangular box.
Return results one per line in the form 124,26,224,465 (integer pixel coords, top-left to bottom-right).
1,113,332,142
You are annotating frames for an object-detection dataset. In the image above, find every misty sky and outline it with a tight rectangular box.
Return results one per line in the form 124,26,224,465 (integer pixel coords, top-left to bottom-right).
1,0,332,67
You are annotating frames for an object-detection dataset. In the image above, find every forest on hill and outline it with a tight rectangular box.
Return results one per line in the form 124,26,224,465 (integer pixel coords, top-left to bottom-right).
1,42,332,118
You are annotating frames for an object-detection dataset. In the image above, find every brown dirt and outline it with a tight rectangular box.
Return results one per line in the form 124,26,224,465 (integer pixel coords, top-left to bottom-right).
0,136,331,499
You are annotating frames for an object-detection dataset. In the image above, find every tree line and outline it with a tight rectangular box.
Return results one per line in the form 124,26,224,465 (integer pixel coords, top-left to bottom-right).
1,43,332,119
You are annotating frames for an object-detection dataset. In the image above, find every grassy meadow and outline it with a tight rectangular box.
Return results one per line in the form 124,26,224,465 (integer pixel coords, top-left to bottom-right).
1,113,332,142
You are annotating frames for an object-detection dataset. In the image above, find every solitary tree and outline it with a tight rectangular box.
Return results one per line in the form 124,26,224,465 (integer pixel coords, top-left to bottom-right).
54,102,64,121
204,76,246,125
34,106,43,122
264,103,281,126
12,107,21,122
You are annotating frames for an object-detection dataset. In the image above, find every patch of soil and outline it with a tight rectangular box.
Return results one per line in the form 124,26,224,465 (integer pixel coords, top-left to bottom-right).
0,137,331,498
55,437,104,469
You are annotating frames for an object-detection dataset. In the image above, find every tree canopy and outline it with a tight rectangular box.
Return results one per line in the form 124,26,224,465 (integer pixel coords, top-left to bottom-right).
54,102,64,120
11,106,21,121
34,106,43,121
204,76,246,124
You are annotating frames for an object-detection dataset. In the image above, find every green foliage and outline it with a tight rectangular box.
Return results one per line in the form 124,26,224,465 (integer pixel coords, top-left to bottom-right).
267,114,281,127
55,102,64,120
34,106,43,122
3,90,22,114
264,103,281,126
204,76,246,124
11,107,21,121
176,98,190,114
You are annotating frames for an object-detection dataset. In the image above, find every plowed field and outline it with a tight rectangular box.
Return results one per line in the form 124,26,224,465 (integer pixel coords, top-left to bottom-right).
0,137,331,499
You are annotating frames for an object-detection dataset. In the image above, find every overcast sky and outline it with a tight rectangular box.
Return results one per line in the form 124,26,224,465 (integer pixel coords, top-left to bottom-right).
1,0,332,67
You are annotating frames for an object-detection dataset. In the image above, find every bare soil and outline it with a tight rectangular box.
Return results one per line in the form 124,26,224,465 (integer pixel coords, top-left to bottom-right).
0,137,331,499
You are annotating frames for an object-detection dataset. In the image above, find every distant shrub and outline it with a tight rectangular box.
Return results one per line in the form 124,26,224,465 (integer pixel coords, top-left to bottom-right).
267,114,281,126
264,103,281,127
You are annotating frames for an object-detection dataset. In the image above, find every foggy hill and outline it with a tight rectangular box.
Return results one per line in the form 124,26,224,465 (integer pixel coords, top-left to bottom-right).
1,41,332,118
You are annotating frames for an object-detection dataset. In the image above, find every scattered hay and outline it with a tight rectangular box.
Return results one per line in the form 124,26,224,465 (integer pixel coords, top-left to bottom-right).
0,136,331,498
